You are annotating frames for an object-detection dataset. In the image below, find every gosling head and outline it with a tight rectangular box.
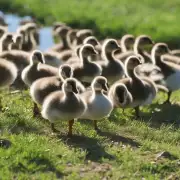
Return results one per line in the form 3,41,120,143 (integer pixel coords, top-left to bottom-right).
83,36,99,47
12,33,23,49
66,29,78,48
102,39,121,53
62,78,79,94
92,76,109,92
53,22,67,32
54,26,71,37
1,33,13,46
76,29,93,44
80,44,98,58
25,24,37,34
113,83,130,106
121,34,135,49
30,50,45,65
59,64,73,80
18,28,28,43
16,34,23,43
124,55,143,77
20,19,37,26
151,43,171,56
135,35,154,52
67,29,78,40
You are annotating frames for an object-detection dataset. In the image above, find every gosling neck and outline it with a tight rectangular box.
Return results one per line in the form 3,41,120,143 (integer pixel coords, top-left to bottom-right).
66,33,76,49
63,87,75,98
7,43,13,51
65,91,75,97
61,36,68,49
151,47,160,65
102,48,116,62
1,40,11,51
30,31,37,50
59,73,72,82
121,42,128,52
30,56,44,66
66,35,72,49
59,74,65,82
18,42,22,50
90,88,102,102
79,52,90,66
121,37,132,52
125,60,140,80
9,42,21,50
23,32,28,46
129,67,142,83
91,82,104,96
30,59,40,66
133,40,143,55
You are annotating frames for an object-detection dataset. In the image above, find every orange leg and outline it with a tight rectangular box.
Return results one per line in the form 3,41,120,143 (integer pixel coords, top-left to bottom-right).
163,91,172,105
68,119,74,137
93,120,99,131
134,106,140,119
33,102,41,118
0,96,2,111
51,123,59,133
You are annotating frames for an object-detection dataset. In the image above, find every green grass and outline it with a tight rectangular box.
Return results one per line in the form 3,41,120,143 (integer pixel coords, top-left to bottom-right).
0,0,180,179
1,0,180,48
0,89,180,179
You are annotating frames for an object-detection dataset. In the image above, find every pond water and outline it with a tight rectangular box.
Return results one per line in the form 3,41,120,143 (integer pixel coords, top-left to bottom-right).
2,12,54,51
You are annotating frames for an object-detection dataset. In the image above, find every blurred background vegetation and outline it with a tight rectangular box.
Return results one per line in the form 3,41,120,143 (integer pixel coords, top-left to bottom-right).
0,0,180,47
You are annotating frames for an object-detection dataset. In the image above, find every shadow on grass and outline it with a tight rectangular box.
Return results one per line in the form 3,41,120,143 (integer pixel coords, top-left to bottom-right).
11,157,64,178
97,130,141,148
142,103,180,129
58,134,115,162
8,123,39,134
107,100,180,130
0,111,43,135
72,117,140,148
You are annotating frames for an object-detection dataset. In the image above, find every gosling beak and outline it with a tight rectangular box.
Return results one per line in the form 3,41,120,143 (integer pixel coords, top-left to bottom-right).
114,45,121,54
11,38,14,43
72,86,79,94
102,83,109,91
168,49,172,55
93,49,98,55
